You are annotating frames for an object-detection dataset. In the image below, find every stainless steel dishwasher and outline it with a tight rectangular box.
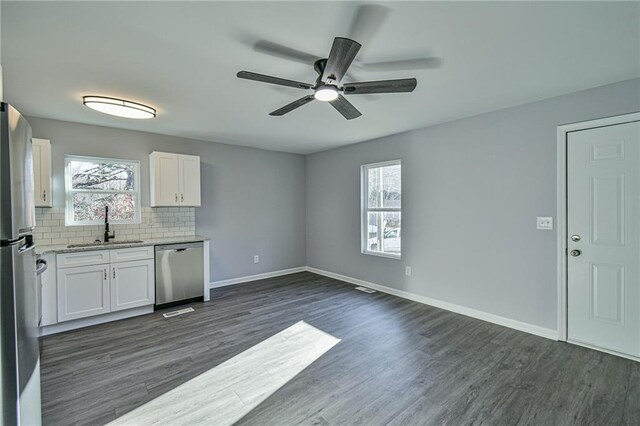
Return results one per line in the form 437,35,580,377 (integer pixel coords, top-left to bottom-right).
155,242,204,309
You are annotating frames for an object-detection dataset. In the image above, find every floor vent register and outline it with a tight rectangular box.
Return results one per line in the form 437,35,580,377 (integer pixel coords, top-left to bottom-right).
355,286,377,294
162,307,195,318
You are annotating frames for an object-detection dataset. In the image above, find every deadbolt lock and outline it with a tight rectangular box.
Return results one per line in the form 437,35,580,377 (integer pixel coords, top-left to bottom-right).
570,249,582,257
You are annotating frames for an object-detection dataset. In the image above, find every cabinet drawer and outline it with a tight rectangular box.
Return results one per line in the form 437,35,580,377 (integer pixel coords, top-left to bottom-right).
57,250,109,269
110,246,154,263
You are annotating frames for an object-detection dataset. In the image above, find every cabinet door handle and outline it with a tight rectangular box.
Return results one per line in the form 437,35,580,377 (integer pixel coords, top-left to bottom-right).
113,268,116,279
43,190,46,202
104,269,107,280
181,193,184,202
175,193,178,203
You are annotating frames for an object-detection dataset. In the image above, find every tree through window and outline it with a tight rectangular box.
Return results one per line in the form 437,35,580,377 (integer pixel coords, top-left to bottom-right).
65,156,141,225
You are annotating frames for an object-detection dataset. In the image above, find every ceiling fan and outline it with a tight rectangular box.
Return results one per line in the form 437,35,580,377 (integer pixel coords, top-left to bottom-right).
237,37,417,120
236,5,439,120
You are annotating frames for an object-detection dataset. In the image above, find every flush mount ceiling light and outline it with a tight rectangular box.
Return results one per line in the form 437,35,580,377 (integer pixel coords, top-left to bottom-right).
82,96,156,119
313,85,339,102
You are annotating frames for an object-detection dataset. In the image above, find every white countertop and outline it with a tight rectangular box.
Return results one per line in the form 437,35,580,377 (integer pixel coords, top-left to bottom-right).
36,235,209,255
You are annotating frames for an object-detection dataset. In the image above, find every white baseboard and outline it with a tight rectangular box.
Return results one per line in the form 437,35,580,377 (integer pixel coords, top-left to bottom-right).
210,267,307,289
306,267,559,341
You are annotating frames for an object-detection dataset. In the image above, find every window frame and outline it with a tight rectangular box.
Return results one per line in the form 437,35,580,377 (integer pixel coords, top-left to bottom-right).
360,159,402,259
64,155,141,226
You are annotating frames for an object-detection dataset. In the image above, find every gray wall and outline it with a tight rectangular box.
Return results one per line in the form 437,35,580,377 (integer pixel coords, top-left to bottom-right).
27,117,306,282
305,78,640,331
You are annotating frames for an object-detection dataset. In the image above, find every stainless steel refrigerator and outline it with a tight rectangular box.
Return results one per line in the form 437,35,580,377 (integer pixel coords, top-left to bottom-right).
1,103,42,425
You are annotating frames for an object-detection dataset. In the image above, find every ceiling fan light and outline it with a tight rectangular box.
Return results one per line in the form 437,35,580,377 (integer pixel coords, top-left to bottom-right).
83,96,156,119
314,86,339,102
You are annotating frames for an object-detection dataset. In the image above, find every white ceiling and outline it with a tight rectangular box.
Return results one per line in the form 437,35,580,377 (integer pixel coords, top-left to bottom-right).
2,1,639,154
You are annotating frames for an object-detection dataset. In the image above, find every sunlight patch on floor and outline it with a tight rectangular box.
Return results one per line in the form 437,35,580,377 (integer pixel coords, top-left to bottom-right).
108,321,340,425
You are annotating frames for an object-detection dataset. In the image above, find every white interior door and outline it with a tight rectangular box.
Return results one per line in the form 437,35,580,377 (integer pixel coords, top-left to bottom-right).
567,121,640,358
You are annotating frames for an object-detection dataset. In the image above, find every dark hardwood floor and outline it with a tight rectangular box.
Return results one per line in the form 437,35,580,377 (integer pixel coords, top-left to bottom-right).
40,272,640,425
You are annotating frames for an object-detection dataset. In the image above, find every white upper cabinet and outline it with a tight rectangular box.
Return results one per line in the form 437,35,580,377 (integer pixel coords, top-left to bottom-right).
150,151,201,207
32,138,52,207
150,151,180,206
179,154,201,206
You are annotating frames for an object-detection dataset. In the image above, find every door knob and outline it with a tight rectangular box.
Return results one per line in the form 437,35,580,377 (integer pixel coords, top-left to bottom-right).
571,234,581,242
570,249,581,257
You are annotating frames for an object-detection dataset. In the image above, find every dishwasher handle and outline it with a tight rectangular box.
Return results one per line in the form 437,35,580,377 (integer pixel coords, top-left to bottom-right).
155,242,203,253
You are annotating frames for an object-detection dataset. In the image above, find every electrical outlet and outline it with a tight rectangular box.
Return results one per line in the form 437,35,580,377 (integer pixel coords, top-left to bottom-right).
254,255,259,264
405,266,412,276
537,217,553,230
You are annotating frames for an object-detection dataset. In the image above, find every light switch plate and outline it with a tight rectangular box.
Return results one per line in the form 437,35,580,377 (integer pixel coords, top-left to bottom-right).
537,217,553,230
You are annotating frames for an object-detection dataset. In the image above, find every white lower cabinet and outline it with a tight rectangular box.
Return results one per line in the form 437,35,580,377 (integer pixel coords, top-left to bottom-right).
111,259,155,311
40,253,58,326
57,264,110,321
55,248,155,323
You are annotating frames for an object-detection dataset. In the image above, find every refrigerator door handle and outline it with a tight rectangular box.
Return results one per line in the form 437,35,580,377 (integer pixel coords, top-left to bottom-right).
18,241,35,254
1,235,26,247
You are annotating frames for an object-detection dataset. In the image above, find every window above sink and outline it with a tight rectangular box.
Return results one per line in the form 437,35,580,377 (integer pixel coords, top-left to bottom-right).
64,155,141,226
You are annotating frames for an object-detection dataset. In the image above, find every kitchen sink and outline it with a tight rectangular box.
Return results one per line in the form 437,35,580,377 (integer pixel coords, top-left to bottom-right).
67,240,144,248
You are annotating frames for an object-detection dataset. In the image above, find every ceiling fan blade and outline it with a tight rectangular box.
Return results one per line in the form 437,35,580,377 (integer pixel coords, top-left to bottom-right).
237,71,314,90
355,57,442,72
269,95,316,116
329,95,362,120
253,40,320,65
343,78,417,95
348,4,390,50
321,37,361,84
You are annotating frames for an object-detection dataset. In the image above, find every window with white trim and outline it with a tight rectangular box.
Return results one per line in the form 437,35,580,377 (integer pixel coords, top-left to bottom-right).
65,155,141,226
361,160,401,258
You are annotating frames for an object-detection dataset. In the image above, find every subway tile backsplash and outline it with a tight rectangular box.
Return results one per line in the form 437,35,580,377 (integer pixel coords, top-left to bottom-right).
34,207,196,246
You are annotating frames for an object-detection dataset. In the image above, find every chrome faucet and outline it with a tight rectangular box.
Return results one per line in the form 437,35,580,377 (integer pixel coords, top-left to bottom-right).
104,206,115,242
